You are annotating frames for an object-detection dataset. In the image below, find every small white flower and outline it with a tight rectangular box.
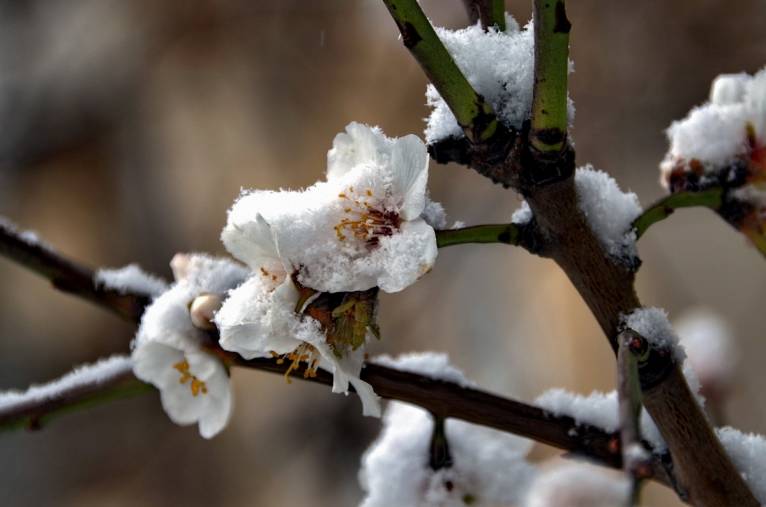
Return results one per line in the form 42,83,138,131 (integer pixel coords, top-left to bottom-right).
221,122,441,294
132,254,247,438
215,217,381,417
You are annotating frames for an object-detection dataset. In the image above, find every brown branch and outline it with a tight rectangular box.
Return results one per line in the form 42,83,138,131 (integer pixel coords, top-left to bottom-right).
0,218,680,489
0,218,152,322
0,361,151,431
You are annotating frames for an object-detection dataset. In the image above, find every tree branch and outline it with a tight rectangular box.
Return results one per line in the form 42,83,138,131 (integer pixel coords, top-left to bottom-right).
632,188,724,240
530,0,570,154
0,219,152,322
617,331,653,504
0,362,151,431
435,223,545,254
0,218,681,490
381,0,501,143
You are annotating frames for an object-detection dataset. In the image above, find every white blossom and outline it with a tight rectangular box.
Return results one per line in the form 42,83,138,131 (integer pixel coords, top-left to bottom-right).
215,215,381,417
132,254,247,438
221,122,440,294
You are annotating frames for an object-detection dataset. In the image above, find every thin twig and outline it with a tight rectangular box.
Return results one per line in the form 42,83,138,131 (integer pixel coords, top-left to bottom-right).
632,188,724,240
617,330,652,505
0,362,151,431
0,219,153,322
530,0,570,154
381,0,500,143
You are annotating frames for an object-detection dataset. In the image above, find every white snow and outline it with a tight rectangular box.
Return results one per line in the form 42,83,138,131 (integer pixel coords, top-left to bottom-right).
534,387,666,450
523,462,629,507
574,166,642,260
95,264,168,297
371,352,475,388
717,426,766,503
0,355,133,413
359,401,536,507
622,307,684,360
661,66,766,185
511,200,533,225
425,16,575,144
0,216,54,251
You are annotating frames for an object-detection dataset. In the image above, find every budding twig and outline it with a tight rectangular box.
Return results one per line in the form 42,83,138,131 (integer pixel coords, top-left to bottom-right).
616,330,652,505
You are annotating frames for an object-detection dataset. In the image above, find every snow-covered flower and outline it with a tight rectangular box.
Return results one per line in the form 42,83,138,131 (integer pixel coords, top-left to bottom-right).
661,67,766,190
215,214,381,417
132,254,247,438
222,122,441,294
359,353,536,506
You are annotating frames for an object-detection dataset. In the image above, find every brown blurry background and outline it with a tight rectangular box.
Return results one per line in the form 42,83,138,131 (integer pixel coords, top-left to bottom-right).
0,1,765,506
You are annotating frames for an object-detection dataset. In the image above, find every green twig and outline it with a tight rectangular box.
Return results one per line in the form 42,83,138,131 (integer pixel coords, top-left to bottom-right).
530,0,571,153
632,188,724,241
436,224,520,248
382,0,499,142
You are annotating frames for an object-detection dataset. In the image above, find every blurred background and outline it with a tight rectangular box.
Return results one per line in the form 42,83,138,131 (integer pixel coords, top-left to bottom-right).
0,0,765,505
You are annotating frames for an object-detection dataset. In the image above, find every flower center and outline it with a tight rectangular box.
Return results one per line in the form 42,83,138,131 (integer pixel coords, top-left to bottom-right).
173,359,208,396
334,186,401,247
271,343,320,383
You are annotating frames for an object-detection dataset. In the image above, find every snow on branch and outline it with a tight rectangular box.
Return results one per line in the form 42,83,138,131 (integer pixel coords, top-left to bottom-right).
0,355,146,430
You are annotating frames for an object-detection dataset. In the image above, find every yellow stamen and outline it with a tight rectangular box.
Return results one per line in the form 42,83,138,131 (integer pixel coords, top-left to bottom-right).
173,359,208,397
272,343,320,383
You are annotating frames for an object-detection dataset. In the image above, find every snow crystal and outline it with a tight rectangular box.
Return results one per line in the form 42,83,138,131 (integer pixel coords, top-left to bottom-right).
0,355,132,413
511,200,533,225
425,16,575,144
622,307,683,360
95,264,168,297
675,308,738,393
523,462,629,507
661,67,766,185
535,388,665,450
371,352,474,388
717,427,766,503
574,166,642,261
0,216,54,251
360,401,536,507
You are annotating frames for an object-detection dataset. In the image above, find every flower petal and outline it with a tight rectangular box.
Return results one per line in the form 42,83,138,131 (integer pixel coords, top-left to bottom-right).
327,122,389,180
222,196,285,271
216,276,303,359
390,134,429,220
366,219,437,293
